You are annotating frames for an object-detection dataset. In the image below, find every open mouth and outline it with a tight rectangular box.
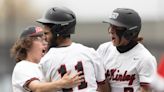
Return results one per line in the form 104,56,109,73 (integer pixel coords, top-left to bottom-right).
112,37,116,40
42,49,46,56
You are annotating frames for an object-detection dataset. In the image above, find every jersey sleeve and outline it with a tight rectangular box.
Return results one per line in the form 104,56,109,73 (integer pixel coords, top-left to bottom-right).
90,48,106,83
137,56,157,84
96,43,105,58
97,42,112,59
12,63,41,91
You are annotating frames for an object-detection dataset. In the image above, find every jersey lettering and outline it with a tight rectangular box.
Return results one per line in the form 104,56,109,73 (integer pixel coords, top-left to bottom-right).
106,69,136,85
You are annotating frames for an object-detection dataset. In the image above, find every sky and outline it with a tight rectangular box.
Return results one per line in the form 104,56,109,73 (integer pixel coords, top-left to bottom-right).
30,0,162,22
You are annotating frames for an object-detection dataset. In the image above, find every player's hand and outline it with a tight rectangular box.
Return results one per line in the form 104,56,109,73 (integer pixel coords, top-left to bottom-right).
60,71,84,88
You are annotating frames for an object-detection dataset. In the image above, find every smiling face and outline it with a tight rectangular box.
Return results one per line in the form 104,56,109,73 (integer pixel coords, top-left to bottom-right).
108,25,129,46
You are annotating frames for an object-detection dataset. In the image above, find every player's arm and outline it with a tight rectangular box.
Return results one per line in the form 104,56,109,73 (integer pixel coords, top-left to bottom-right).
138,56,157,92
97,78,111,92
27,71,84,92
91,49,110,92
140,84,152,92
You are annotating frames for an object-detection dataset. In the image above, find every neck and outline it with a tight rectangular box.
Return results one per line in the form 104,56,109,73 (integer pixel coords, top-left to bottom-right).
57,38,72,47
26,53,38,64
116,41,138,53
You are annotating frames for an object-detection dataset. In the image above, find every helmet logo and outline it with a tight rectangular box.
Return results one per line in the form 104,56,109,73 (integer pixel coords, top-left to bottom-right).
110,12,119,19
35,27,43,32
49,9,54,15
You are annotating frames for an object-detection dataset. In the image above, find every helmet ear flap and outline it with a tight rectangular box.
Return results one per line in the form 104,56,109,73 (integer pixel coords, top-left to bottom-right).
123,29,139,40
103,8,142,41
51,24,62,34
50,20,76,36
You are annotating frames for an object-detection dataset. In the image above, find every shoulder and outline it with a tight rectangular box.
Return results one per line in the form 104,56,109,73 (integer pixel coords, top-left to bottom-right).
72,43,100,58
96,41,114,56
40,48,54,64
97,42,113,50
14,60,37,70
73,42,96,52
12,61,41,78
135,44,157,68
136,43,156,60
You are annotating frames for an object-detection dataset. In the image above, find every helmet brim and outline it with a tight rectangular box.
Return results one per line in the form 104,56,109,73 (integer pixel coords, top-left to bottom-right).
36,18,75,25
36,18,53,24
103,19,127,28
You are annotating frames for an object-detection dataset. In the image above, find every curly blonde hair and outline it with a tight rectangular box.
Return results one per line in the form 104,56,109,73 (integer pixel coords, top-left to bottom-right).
10,37,35,63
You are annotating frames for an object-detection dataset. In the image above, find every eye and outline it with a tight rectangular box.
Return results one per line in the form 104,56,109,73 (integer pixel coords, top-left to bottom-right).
44,32,49,35
36,37,42,40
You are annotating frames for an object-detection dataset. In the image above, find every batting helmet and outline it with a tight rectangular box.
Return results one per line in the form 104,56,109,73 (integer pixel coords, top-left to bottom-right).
36,7,76,35
104,8,141,40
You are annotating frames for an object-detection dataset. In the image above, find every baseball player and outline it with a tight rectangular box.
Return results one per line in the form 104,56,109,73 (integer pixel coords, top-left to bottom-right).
97,8,157,92
11,26,84,92
37,7,109,92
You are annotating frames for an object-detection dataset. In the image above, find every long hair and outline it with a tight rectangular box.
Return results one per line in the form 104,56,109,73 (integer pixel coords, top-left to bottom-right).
133,36,144,43
10,37,35,63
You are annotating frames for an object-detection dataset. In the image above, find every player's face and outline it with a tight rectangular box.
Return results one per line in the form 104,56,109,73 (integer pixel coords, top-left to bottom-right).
28,37,47,63
108,25,128,46
43,25,53,47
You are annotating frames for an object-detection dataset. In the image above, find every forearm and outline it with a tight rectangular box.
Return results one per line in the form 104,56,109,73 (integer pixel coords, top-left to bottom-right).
140,85,152,92
29,80,65,92
97,79,111,92
30,71,83,92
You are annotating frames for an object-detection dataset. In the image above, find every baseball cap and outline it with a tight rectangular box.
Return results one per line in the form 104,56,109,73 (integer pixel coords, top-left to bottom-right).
20,26,44,38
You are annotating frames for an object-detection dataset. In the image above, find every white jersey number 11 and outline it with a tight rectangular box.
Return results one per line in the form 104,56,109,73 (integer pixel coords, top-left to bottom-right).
58,61,88,91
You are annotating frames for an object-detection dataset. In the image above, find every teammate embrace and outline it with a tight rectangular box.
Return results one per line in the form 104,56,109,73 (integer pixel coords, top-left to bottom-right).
11,7,110,92
11,6,158,92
